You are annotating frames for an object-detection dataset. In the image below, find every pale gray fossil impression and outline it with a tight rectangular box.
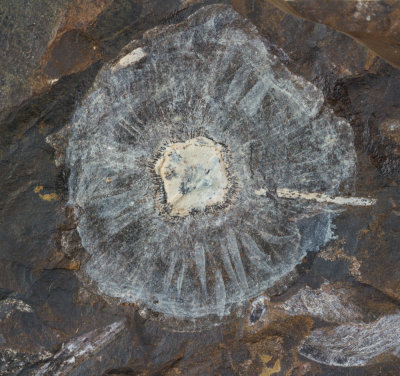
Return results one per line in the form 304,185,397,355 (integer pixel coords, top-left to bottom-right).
66,4,373,321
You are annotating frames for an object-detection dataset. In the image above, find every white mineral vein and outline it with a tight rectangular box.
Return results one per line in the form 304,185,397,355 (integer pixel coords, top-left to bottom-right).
274,188,376,206
112,47,147,71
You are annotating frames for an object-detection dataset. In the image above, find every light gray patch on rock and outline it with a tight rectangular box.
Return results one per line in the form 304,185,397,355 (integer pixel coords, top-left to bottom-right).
0,348,52,376
282,284,365,324
299,313,400,367
35,321,125,376
67,5,357,320
0,298,33,320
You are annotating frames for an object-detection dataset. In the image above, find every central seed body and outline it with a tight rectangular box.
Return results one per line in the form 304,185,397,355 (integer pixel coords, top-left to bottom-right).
155,137,229,217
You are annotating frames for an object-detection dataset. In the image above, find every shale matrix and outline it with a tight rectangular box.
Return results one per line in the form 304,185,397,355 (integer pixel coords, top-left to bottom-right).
1,1,400,375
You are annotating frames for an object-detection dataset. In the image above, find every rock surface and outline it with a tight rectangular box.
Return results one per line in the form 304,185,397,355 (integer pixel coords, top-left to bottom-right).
67,4,360,322
1,0,400,375
265,0,400,70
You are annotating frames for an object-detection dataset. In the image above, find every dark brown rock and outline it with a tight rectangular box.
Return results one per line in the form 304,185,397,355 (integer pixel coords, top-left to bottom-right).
0,0,211,122
264,0,400,70
1,1,400,375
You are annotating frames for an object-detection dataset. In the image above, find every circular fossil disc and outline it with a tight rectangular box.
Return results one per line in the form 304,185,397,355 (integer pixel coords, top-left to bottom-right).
67,5,356,320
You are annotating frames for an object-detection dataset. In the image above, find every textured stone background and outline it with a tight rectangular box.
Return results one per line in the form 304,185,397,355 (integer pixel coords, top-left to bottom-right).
1,1,400,375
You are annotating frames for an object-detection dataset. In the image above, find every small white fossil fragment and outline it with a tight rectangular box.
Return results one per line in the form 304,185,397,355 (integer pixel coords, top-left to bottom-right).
0,298,33,320
254,188,267,196
276,188,376,206
47,78,59,85
112,47,147,71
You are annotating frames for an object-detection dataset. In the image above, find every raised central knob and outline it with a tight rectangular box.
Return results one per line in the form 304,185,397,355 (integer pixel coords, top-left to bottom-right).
154,137,230,217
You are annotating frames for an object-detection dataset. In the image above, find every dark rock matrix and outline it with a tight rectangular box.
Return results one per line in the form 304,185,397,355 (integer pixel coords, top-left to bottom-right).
1,1,400,375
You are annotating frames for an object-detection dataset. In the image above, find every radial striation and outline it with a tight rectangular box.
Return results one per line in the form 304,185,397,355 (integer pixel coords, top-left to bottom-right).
67,5,357,320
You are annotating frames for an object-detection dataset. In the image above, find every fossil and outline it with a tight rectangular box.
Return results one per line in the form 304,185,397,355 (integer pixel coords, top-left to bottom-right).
67,5,373,321
300,313,400,367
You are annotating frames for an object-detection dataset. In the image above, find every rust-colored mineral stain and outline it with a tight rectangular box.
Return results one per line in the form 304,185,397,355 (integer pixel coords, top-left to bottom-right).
39,193,59,202
259,355,281,376
34,185,44,194
34,185,59,201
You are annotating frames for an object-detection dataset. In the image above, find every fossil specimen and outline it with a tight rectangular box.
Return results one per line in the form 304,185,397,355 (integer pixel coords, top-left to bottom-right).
67,5,370,320
300,313,400,367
